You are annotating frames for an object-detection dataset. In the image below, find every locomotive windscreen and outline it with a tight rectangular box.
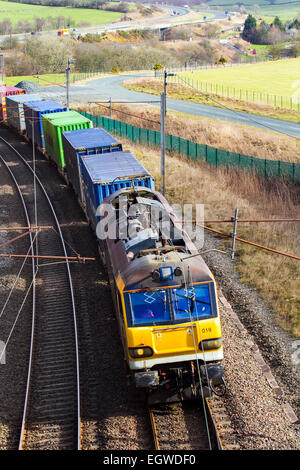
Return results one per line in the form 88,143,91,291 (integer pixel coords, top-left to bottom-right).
126,283,216,327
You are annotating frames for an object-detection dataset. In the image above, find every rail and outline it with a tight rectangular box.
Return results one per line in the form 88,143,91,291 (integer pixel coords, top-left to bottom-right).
0,135,81,450
148,398,222,450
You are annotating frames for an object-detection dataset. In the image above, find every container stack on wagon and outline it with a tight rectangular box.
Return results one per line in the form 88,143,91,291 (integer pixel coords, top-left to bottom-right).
62,128,123,201
6,94,41,132
42,111,93,169
0,85,25,121
80,152,154,231
4,100,154,242
24,100,68,148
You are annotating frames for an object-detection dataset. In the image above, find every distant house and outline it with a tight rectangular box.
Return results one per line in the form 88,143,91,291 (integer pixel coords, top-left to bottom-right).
286,28,298,37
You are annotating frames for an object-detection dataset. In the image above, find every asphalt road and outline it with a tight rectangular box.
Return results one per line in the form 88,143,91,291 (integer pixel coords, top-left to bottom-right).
0,5,226,44
79,74,300,138
20,72,299,138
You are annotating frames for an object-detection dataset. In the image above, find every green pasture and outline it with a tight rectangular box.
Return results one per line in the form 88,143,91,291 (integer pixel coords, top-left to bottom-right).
178,58,300,99
5,73,66,86
258,5,300,22
4,71,106,86
0,0,122,28
200,0,300,20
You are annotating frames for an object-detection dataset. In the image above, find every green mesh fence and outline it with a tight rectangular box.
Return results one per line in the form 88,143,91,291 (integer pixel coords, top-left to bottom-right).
78,111,300,184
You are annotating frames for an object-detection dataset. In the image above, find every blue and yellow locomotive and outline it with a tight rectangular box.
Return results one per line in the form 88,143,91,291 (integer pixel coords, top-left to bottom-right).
99,187,225,403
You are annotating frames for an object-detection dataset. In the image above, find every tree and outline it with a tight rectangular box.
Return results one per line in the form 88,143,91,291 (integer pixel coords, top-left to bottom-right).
242,14,257,41
289,19,300,30
266,25,286,44
216,56,227,65
244,14,257,31
272,16,285,32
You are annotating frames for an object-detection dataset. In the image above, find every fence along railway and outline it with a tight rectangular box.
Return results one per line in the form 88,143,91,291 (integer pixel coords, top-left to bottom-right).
0,135,81,450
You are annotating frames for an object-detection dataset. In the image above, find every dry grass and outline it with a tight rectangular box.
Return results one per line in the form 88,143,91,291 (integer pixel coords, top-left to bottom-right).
118,137,300,337
75,102,299,163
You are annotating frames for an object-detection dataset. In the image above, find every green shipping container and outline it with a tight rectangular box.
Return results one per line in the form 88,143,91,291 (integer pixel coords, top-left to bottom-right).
43,110,80,122
42,114,93,169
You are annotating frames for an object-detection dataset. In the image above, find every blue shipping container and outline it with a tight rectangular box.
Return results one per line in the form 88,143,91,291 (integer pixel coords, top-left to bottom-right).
24,100,67,148
81,152,155,231
6,94,41,132
62,128,123,200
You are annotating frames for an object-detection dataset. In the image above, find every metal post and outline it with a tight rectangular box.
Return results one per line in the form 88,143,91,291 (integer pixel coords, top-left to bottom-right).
0,54,4,83
160,92,166,196
163,70,175,117
164,70,167,116
231,208,238,259
109,97,112,117
66,57,71,109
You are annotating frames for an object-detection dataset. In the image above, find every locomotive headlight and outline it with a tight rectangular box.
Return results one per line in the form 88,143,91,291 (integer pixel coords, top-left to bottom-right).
129,347,153,359
199,338,222,351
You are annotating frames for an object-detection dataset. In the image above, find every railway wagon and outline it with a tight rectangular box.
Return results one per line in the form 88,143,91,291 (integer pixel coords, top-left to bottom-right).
98,186,225,404
42,113,93,169
6,94,41,132
80,152,155,233
62,128,123,201
24,100,67,148
0,85,25,121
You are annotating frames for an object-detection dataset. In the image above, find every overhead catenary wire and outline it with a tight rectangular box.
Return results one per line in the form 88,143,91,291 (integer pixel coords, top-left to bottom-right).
195,223,300,261
89,101,161,126
0,231,38,321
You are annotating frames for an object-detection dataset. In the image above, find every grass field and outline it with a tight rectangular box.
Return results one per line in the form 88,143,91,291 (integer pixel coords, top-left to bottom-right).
178,58,300,100
124,76,300,123
0,0,122,28
4,71,106,86
5,73,66,86
197,0,300,20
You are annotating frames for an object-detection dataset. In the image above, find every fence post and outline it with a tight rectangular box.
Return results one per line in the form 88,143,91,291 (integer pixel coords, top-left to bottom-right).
231,208,239,260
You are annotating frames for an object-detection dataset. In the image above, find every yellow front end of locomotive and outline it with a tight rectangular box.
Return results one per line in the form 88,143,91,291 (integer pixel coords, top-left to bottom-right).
126,316,223,370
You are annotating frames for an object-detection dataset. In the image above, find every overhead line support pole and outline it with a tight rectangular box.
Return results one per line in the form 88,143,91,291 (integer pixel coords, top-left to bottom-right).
66,57,71,109
160,92,166,196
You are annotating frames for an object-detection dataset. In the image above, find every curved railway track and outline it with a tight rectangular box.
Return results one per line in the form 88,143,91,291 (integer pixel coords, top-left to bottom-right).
0,136,81,450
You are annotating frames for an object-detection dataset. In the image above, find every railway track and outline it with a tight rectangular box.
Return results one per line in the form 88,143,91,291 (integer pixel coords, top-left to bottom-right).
0,136,81,450
149,395,239,450
148,397,222,450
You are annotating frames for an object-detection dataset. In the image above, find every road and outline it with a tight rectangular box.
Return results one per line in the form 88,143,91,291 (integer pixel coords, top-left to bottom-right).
0,5,227,44
72,74,300,138
14,71,299,138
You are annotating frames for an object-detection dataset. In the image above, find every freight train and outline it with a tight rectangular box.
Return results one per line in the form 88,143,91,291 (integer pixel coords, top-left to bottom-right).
3,92,225,403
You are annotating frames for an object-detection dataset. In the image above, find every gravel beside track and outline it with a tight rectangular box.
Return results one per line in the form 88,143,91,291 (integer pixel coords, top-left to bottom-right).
0,160,33,449
198,231,300,450
0,124,299,450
